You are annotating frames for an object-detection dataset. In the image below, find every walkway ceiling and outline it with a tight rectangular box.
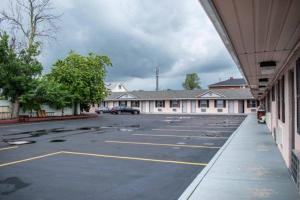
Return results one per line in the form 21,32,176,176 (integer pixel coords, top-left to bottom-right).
200,0,300,98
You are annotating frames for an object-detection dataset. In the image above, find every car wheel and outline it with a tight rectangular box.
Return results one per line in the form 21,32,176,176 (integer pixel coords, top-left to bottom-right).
100,111,103,114
133,111,138,114
117,111,121,114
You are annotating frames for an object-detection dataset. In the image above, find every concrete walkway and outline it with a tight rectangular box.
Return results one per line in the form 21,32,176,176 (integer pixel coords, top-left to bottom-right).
179,114,300,200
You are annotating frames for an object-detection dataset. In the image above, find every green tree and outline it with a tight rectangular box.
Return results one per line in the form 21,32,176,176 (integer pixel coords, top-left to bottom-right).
20,77,73,116
0,33,42,118
49,51,112,114
182,73,201,90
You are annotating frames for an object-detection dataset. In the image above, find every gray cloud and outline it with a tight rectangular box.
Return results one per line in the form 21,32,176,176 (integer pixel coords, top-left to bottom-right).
1,0,242,90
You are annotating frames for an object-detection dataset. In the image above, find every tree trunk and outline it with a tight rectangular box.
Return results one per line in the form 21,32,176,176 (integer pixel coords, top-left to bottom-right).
61,107,64,116
73,102,78,115
11,99,20,119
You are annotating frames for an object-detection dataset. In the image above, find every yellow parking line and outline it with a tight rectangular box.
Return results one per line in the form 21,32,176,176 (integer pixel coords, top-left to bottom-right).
0,151,63,168
62,151,207,166
105,140,221,149
0,146,19,151
132,133,228,139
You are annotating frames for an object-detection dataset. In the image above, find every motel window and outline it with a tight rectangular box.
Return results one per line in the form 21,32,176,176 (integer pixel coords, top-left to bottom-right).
296,58,300,133
170,100,180,108
119,101,127,107
131,101,140,107
277,80,281,119
214,100,226,108
271,86,275,101
247,100,257,108
198,100,209,108
281,76,285,123
155,100,165,108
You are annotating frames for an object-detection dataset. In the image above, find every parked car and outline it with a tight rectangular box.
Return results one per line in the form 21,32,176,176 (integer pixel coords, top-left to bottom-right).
257,104,266,123
95,107,110,114
110,106,140,114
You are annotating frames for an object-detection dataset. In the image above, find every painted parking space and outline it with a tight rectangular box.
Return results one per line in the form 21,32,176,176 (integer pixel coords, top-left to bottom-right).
0,114,245,200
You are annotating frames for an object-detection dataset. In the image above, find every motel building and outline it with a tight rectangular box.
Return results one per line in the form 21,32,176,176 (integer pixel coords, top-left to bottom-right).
196,0,300,194
101,88,258,115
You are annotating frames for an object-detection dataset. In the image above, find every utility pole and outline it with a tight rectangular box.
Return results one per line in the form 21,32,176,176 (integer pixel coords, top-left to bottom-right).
155,67,159,91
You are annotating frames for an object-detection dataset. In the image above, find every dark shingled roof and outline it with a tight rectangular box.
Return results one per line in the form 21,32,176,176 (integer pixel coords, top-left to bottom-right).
209,78,246,87
105,88,254,101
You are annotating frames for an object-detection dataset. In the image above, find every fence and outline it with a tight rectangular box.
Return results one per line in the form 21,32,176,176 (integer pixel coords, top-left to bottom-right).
0,106,11,120
0,112,12,120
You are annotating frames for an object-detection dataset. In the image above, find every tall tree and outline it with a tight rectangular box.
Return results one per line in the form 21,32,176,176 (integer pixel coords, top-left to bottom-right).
49,51,112,115
0,0,61,117
0,0,61,50
0,33,42,118
182,73,201,90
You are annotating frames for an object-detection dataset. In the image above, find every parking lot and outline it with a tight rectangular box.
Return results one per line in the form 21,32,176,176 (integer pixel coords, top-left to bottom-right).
0,114,245,200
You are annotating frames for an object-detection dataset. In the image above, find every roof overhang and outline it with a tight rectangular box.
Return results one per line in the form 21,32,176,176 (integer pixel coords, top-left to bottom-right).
199,0,300,99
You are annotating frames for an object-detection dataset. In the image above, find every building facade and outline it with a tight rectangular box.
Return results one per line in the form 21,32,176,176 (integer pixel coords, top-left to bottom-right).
106,82,128,92
99,88,258,114
200,0,300,189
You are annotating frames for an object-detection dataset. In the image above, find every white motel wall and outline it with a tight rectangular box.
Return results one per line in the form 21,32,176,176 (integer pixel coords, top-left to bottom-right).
263,58,300,168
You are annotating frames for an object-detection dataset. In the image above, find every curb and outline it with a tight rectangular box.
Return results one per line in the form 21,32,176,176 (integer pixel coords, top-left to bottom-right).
178,114,250,200
0,114,98,125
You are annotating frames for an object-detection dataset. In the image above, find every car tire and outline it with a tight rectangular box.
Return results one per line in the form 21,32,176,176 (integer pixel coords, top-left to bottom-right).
133,111,138,114
117,111,121,114
100,111,103,114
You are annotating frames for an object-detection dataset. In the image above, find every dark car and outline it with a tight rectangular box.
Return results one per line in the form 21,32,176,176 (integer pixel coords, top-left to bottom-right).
95,107,110,114
110,106,140,114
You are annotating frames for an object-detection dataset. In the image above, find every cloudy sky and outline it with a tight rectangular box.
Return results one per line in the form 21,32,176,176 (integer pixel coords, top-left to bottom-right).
1,0,242,90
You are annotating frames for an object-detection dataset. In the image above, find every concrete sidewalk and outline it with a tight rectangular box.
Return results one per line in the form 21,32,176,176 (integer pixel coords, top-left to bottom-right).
179,114,300,200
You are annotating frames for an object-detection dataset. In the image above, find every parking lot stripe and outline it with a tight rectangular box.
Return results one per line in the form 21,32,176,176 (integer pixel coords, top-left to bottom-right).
0,146,19,151
105,140,221,149
132,133,228,139
152,128,232,133
166,125,235,129
62,151,207,166
0,151,63,168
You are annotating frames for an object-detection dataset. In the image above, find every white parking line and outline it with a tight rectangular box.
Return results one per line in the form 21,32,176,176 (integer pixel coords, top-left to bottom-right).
132,133,229,139
152,129,232,133
0,146,19,151
166,125,235,129
105,140,221,149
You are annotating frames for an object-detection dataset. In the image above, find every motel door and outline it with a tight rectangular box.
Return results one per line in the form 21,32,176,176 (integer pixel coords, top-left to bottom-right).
141,101,147,113
238,100,244,113
182,100,187,113
191,100,196,113
228,100,234,113
149,101,155,113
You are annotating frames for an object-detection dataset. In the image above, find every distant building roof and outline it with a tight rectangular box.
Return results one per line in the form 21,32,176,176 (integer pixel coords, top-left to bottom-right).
105,88,254,101
105,82,128,92
209,78,246,87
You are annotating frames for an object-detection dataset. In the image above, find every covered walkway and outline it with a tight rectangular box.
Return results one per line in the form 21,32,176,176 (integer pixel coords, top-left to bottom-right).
180,114,300,200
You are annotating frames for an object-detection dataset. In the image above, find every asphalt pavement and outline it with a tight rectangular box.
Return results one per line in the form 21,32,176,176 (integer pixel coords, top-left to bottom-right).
0,114,245,200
